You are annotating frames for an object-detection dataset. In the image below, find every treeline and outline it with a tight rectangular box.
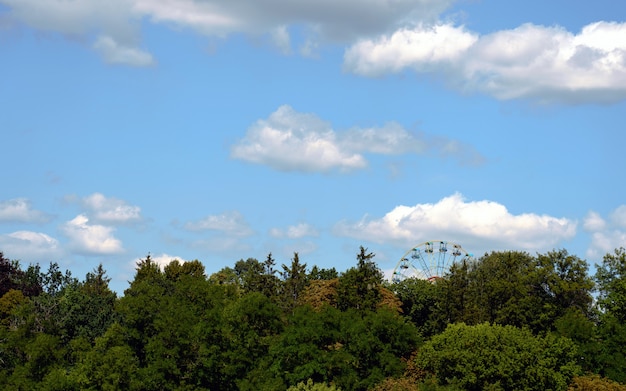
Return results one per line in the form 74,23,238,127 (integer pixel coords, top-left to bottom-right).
1,247,625,390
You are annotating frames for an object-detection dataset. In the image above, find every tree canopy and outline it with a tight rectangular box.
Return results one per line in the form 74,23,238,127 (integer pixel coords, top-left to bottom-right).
1,247,624,389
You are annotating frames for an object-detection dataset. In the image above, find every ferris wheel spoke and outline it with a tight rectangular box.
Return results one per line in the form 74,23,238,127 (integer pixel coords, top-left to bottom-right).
392,240,472,283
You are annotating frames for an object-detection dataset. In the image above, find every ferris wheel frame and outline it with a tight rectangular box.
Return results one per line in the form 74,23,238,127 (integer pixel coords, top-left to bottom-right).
391,240,472,283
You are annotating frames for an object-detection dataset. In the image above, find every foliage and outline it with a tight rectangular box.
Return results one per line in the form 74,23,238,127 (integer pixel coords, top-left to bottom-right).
287,378,342,390
596,247,626,322
0,247,622,390
438,250,594,333
568,374,626,391
416,322,581,391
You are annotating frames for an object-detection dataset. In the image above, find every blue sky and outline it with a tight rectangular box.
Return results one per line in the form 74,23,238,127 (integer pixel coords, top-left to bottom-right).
1,0,625,293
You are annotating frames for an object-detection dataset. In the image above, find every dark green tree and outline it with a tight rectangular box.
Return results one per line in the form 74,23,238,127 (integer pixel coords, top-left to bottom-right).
280,252,309,313
337,247,384,312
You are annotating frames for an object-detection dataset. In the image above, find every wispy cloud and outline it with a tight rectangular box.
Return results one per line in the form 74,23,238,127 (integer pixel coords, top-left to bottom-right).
93,35,155,67
231,105,484,173
584,206,626,259
269,223,319,239
184,210,253,237
344,21,626,104
334,193,577,254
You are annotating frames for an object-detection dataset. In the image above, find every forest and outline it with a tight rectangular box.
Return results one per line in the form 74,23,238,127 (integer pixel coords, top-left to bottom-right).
1,246,626,391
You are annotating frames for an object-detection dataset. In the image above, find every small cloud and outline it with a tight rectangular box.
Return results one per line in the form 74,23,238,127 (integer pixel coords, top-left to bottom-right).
93,35,155,67
269,223,319,239
231,105,367,173
184,210,253,237
334,193,576,254
80,193,143,225
610,205,626,228
585,206,626,259
0,198,52,223
271,25,291,54
0,231,62,260
61,214,124,255
583,211,606,231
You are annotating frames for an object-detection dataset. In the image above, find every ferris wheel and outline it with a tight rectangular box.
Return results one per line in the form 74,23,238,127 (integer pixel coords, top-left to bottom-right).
391,241,472,283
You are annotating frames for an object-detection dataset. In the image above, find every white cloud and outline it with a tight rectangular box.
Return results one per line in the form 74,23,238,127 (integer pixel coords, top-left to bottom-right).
344,23,478,76
0,231,62,260
93,35,155,66
61,214,124,255
344,21,626,104
585,206,626,259
79,193,143,225
231,105,367,172
184,210,253,236
0,198,52,223
231,105,484,172
334,193,577,254
270,223,319,239
583,211,606,231
610,205,626,228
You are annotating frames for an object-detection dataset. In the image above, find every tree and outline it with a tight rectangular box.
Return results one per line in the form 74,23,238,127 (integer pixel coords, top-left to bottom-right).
337,247,384,312
391,278,442,337
280,252,308,313
309,266,339,280
596,247,626,322
416,322,581,391
264,305,420,391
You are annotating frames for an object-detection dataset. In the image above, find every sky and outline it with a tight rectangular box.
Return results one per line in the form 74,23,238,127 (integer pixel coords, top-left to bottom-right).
1,0,625,293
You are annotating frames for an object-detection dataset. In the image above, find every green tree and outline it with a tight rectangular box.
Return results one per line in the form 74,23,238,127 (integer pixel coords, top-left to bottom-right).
391,277,442,337
416,322,581,391
280,252,309,313
223,292,284,389
596,247,626,322
337,247,384,312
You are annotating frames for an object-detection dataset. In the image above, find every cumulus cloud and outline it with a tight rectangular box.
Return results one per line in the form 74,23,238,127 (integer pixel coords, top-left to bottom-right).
184,210,253,236
61,214,124,255
585,206,626,259
0,231,62,260
344,21,626,104
270,223,319,239
231,105,367,172
231,105,484,172
80,193,143,225
334,193,577,254
0,198,52,223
